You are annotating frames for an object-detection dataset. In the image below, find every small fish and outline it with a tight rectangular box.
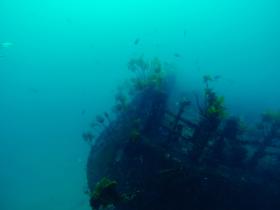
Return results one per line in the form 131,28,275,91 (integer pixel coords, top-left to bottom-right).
134,38,140,45
0,42,13,48
173,53,181,58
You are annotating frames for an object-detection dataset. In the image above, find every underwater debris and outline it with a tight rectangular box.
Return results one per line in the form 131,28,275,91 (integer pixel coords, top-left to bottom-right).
202,76,226,121
104,112,111,123
248,110,280,168
205,91,225,119
222,117,243,140
90,177,122,210
85,57,280,210
85,112,114,144
203,75,221,87
150,57,162,73
128,56,166,92
188,76,226,163
115,91,127,105
113,91,128,113
128,55,149,73
261,110,280,126
212,117,247,167
129,128,141,142
96,115,105,125
86,57,169,142
89,177,136,210
167,98,192,142
203,74,213,84
82,132,95,144
95,114,112,129
129,118,141,142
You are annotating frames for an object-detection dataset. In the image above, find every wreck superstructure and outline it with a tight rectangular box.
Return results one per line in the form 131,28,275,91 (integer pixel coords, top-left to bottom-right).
85,58,280,210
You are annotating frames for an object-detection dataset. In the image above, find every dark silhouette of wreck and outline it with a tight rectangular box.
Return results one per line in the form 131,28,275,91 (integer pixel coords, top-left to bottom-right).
86,74,280,210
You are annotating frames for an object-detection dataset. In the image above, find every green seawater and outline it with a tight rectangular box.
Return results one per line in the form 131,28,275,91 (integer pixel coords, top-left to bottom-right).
0,1,279,210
